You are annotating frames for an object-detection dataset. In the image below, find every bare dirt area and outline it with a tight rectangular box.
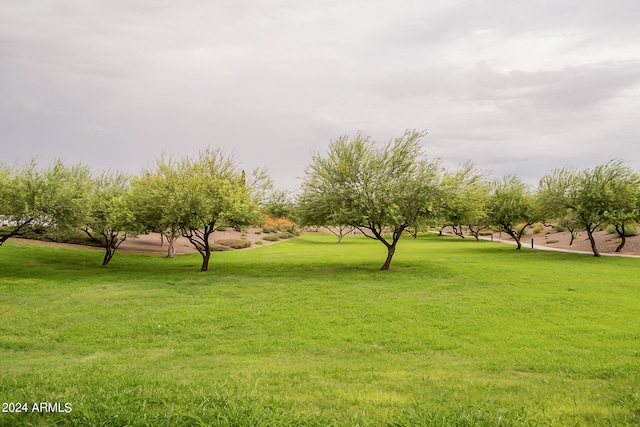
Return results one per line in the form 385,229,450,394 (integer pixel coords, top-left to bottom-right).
450,225,640,256
118,227,284,255
12,227,284,255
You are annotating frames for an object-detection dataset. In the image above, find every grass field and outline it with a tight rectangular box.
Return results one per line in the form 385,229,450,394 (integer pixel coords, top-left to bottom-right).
1,233,639,426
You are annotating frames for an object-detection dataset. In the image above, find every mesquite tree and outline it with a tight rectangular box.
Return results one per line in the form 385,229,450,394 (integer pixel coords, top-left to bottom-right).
438,161,490,240
0,159,90,246
300,130,440,270
83,172,139,266
487,174,539,250
538,160,640,256
140,149,262,271
132,155,183,258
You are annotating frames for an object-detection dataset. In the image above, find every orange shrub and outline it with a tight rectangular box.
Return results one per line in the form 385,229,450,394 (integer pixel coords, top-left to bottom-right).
262,215,297,231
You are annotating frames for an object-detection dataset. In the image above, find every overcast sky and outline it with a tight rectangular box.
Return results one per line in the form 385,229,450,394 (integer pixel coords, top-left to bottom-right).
2,0,640,190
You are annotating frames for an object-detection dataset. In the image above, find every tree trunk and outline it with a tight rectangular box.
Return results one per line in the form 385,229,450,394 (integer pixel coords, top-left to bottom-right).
200,250,210,271
102,246,114,265
586,227,600,257
503,228,522,250
615,224,626,252
0,218,34,246
380,244,396,271
166,242,176,258
163,232,179,258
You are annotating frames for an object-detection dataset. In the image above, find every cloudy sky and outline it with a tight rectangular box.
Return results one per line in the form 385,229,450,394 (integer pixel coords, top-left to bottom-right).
2,0,640,190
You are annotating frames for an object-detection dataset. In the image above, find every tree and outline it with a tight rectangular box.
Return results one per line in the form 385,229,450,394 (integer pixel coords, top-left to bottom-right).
296,188,355,243
487,174,539,250
603,167,640,252
0,159,90,246
83,171,139,266
131,155,183,258
164,149,262,272
438,161,491,240
263,188,296,220
538,160,639,256
300,130,440,270
558,214,580,246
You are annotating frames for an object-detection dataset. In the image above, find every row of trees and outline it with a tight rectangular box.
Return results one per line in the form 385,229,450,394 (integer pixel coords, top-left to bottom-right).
3,132,640,271
0,149,269,271
296,131,640,269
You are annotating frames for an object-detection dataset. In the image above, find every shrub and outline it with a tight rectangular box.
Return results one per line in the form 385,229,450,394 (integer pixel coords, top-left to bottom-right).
545,239,560,244
533,223,544,234
262,215,299,233
211,244,232,252
262,226,277,234
255,240,263,245
277,232,294,240
216,238,251,249
263,235,280,242
553,224,566,232
282,225,301,236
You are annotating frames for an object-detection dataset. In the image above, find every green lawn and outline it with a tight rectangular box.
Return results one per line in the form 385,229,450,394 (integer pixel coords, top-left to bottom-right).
0,234,639,426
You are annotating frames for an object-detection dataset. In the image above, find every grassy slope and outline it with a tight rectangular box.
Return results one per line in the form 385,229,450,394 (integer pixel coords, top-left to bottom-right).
0,234,639,426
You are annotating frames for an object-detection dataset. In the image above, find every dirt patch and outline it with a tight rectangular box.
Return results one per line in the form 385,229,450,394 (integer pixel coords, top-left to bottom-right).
450,225,640,256
12,227,284,255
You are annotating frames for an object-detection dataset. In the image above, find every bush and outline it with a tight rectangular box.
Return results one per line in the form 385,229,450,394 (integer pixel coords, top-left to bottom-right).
553,224,566,232
262,215,300,234
211,244,233,252
277,232,294,240
255,240,263,245
262,226,277,234
281,225,301,236
532,223,544,234
215,238,251,249
263,235,280,242
545,239,560,244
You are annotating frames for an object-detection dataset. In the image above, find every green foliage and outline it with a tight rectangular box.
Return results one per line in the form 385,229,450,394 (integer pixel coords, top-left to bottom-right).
1,235,639,425
437,161,491,233
210,243,233,251
553,223,567,232
263,234,280,242
487,175,539,249
299,129,441,269
538,160,640,255
83,171,140,265
532,222,544,234
606,223,639,236
263,188,296,219
216,238,252,249
255,239,263,245
137,149,264,271
0,159,91,246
